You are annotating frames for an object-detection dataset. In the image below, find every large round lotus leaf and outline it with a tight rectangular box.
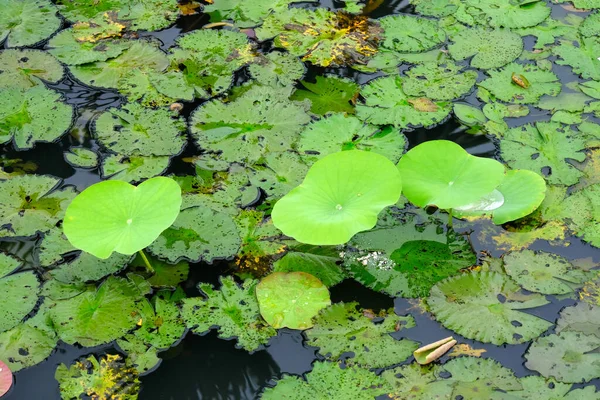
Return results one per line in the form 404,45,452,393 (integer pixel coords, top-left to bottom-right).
454,169,547,224
428,271,552,345
0,360,12,397
397,140,505,210
0,0,60,48
271,150,402,245
478,62,561,104
256,272,331,329
449,28,523,70
0,271,39,333
525,331,600,383
0,49,64,90
63,177,182,259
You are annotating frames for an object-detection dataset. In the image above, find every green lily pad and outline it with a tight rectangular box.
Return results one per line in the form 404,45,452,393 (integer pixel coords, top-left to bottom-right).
190,85,311,164
525,331,600,383
234,210,288,270
0,175,76,238
256,8,381,67
492,376,578,399
55,354,140,400
204,0,311,28
306,302,417,368
402,61,478,101
94,104,186,157
290,76,359,115
149,206,241,263
273,245,345,288
272,150,402,245
298,113,406,165
454,169,547,224
51,252,132,284
248,152,309,200
398,140,505,210
0,271,39,333
453,103,487,126
129,254,189,289
0,252,20,278
47,15,129,66
379,15,445,52
181,277,276,351
63,177,182,259
556,302,600,337
465,0,551,28
64,148,99,169
262,361,391,400
580,12,600,37
559,185,600,247
500,122,586,185
0,86,73,149
0,49,64,89
428,271,552,345
256,272,331,329
249,51,306,87
554,37,600,81
56,0,179,31
449,28,523,69
503,250,591,294
410,0,460,17
0,0,60,47
478,62,561,104
356,76,452,128
101,154,170,183
516,15,582,49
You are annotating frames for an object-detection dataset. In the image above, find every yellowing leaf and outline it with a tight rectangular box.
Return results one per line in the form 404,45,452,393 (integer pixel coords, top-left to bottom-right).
448,344,487,358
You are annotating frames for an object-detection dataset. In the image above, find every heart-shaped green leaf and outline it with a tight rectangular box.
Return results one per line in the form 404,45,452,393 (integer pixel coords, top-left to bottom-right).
272,150,402,245
63,177,182,259
397,140,505,210
256,272,331,329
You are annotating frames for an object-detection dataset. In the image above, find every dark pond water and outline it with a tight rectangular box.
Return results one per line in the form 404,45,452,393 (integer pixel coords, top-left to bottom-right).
2,0,600,399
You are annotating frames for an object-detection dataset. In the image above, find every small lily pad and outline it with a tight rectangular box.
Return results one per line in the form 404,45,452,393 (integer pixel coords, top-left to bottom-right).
0,0,60,47
63,177,182,259
556,302,600,337
290,76,360,115
449,28,523,69
64,148,99,169
379,15,445,52
402,61,478,101
0,49,64,89
256,272,331,330
398,140,505,210
249,51,306,87
271,150,402,245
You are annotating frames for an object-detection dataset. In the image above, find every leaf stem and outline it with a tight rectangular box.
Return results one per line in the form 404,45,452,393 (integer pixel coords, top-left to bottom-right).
447,209,453,228
138,249,154,274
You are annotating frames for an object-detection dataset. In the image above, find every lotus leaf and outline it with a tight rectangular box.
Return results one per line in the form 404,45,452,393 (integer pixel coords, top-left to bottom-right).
249,51,306,87
256,8,381,67
464,0,551,28
554,37,600,81
256,272,331,329
205,0,312,28
50,276,144,347
0,271,39,333
0,175,76,238
149,206,241,263
64,147,99,169
181,277,276,351
306,302,417,368
0,49,64,89
290,76,359,115
262,361,391,400
428,271,552,345
56,0,179,31
101,154,170,183
272,150,401,245
273,245,345,287
379,15,445,52
449,28,523,69
55,354,140,400
0,86,73,150
356,76,452,128
500,122,586,185
402,61,478,101
190,85,311,164
0,0,60,47
94,104,186,157
503,250,591,295
0,252,20,278
298,113,406,165
398,140,505,210
47,15,129,66
478,62,561,104
525,331,600,383
556,302,600,337
454,169,547,224
63,177,181,259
